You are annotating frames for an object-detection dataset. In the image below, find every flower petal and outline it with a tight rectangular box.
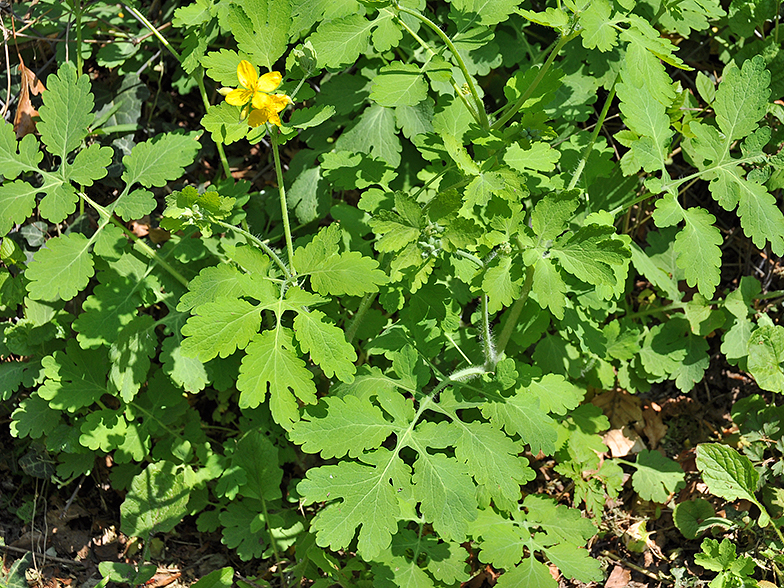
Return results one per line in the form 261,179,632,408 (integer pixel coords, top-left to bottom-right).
251,92,273,110
248,108,269,127
266,109,282,127
266,94,292,114
237,60,258,90
226,87,253,106
257,71,282,93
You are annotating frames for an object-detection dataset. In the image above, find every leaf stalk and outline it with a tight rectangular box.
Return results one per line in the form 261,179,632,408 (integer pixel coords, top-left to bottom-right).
393,3,490,129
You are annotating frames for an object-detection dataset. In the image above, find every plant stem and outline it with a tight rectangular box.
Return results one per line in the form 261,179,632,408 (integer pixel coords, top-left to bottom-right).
394,3,490,129
123,4,181,61
194,67,232,179
79,193,191,287
495,264,534,357
211,219,292,279
393,14,480,125
345,292,376,343
481,294,495,369
453,249,484,267
124,3,232,181
567,81,617,191
271,129,297,276
259,496,288,588
74,0,83,74
491,31,578,131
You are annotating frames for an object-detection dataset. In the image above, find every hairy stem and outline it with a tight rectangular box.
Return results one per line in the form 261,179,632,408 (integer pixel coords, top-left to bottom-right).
481,294,495,370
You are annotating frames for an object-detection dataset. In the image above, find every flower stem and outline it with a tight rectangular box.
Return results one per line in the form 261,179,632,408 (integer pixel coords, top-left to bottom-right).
194,67,232,179
491,30,578,131
394,4,490,129
74,0,83,74
271,129,297,276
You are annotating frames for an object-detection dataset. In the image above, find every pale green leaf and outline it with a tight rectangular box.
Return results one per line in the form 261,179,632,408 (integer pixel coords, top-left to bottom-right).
237,328,317,427
293,309,357,382
26,233,95,302
37,63,94,161
747,325,784,393
226,0,291,70
310,14,373,69
289,395,394,458
505,141,560,173
201,102,251,145
0,180,38,236
370,63,428,107
120,461,191,538
411,452,476,543
580,0,616,52
496,557,557,588
66,143,113,186
122,132,201,188
0,123,43,179
629,449,685,503
181,299,262,361
298,455,403,560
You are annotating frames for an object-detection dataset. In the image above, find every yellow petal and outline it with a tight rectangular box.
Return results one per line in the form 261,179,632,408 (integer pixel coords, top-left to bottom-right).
226,87,253,106
266,109,282,127
248,108,269,127
251,92,273,110
236,60,258,90
256,71,282,93
267,94,291,114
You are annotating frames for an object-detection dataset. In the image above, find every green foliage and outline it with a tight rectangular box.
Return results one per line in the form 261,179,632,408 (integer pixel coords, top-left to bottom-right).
3,0,784,585
695,538,757,588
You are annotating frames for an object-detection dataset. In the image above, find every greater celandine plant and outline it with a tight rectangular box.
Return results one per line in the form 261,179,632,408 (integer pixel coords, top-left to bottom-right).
2,0,784,585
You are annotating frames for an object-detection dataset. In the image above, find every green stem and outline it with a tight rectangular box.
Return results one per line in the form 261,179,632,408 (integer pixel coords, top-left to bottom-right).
393,14,480,125
345,293,376,344
271,129,296,276
491,31,578,131
123,4,181,61
480,294,495,370
495,264,534,357
75,0,83,74
80,193,191,287
454,249,484,267
211,219,292,279
124,4,231,180
394,4,489,129
194,67,232,179
259,496,288,588
567,81,617,191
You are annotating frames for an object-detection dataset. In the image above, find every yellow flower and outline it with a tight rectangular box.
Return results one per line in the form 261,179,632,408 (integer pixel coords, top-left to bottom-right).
222,60,291,127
